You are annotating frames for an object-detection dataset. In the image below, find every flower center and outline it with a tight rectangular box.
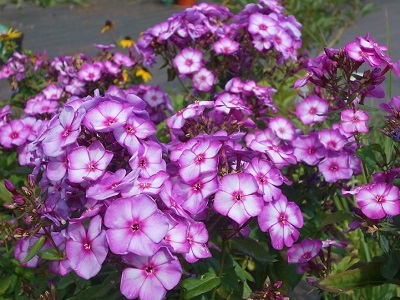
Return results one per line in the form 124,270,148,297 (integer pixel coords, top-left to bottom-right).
279,213,287,224
194,183,202,191
84,242,91,250
235,192,243,201
330,164,338,172
375,195,383,203
10,132,18,139
145,266,153,274
131,223,139,232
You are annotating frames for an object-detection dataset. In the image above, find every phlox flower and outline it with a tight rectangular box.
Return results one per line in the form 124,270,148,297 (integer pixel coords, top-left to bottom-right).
215,92,251,115
14,236,42,268
104,194,169,256
173,47,203,75
318,153,353,183
258,194,303,250
65,78,86,95
318,129,347,151
340,108,369,133
163,219,190,254
245,157,284,202
248,13,278,37
268,116,295,141
181,172,219,215
129,142,166,178
213,37,239,54
83,100,133,132
67,141,113,183
356,183,400,219
42,83,63,100
113,52,135,67
192,68,215,92
183,221,212,263
296,95,328,125
120,248,182,300
293,133,326,166
66,215,108,279
122,171,169,197
78,62,103,82
143,86,168,108
213,173,264,225
86,169,139,200
286,238,322,264
42,106,85,157
0,120,29,148
178,139,221,183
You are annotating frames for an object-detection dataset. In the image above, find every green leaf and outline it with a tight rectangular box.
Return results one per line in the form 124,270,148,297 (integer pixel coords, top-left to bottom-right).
39,248,64,261
319,211,353,228
378,234,390,254
381,252,400,280
66,282,116,300
356,146,378,174
315,261,388,293
230,237,276,262
181,272,221,299
23,235,46,263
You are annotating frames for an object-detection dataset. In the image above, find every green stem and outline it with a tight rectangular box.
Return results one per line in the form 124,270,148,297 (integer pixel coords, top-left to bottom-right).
211,240,227,300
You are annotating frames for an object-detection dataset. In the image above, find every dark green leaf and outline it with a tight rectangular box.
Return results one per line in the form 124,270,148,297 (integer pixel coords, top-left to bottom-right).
315,261,388,293
319,211,353,228
181,272,221,299
66,282,116,300
378,234,390,254
381,252,400,279
23,235,46,263
230,237,276,262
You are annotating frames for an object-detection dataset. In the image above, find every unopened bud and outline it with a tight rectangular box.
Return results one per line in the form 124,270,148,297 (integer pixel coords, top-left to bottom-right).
21,186,33,197
13,196,25,206
28,174,36,189
3,179,15,193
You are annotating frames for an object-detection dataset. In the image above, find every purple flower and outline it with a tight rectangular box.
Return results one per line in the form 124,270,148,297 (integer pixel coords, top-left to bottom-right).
213,173,264,225
268,116,295,141
42,106,85,157
248,13,278,37
192,68,215,92
258,194,303,250
83,100,133,132
104,194,169,256
318,153,353,183
78,62,103,81
178,139,221,183
340,108,369,133
0,120,29,148
183,221,212,263
356,183,400,219
296,95,328,125
67,141,114,183
42,83,63,100
287,238,322,264
213,37,239,54
173,48,203,75
120,248,182,300
293,133,326,166
66,215,108,279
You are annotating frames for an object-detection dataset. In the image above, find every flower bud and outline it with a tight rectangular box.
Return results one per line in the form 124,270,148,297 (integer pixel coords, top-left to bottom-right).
3,179,15,193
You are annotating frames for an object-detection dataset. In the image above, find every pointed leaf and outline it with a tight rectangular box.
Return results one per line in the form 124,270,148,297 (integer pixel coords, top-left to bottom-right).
230,237,276,262
39,248,64,261
23,236,46,263
319,211,353,228
181,272,221,299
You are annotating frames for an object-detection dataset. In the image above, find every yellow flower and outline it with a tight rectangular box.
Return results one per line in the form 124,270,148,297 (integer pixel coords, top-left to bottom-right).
119,36,135,48
135,67,152,83
101,20,116,34
121,69,129,83
0,28,22,41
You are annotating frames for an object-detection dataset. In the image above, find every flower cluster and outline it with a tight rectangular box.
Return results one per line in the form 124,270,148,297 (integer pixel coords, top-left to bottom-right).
2,1,400,299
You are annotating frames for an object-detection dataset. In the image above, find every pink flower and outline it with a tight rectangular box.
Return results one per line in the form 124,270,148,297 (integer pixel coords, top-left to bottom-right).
356,183,400,219
293,133,326,166
213,173,264,225
78,62,103,81
340,108,369,133
287,238,322,263
67,141,114,183
213,37,239,54
83,100,133,132
296,95,328,125
42,106,85,157
42,83,63,100
318,153,353,183
120,248,182,300
178,139,221,183
192,68,215,92
113,52,135,67
104,194,169,256
318,129,347,152
0,120,29,148
129,142,166,178
248,13,278,37
245,157,284,202
258,194,303,250
183,221,212,263
268,116,295,141
173,48,203,75
66,215,108,279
